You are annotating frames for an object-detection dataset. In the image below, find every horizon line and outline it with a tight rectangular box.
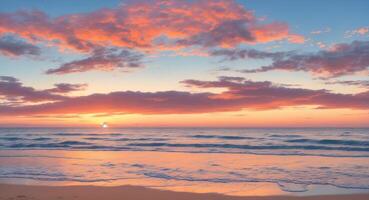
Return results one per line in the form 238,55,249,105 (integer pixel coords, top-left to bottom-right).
0,125,368,129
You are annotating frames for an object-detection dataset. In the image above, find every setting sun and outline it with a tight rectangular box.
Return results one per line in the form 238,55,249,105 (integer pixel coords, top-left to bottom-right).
101,122,108,128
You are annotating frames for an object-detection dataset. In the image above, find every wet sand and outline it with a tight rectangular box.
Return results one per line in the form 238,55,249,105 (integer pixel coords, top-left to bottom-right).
0,184,368,200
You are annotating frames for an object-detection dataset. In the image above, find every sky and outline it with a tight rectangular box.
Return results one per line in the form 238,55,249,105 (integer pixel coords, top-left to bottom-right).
0,0,368,127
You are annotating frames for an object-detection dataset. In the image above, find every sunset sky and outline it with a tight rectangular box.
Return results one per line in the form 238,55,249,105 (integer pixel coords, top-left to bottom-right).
0,0,368,127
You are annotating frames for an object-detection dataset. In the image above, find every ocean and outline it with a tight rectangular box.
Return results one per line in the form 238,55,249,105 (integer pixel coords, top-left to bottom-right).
0,127,368,196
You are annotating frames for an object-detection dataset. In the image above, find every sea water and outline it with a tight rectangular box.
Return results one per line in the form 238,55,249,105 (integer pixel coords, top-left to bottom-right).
0,127,368,196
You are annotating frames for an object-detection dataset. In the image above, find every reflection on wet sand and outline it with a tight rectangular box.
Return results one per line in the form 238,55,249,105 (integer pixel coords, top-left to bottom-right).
1,150,368,196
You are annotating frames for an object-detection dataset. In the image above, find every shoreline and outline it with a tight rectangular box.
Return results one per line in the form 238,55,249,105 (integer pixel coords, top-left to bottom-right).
1,150,369,196
1,184,369,200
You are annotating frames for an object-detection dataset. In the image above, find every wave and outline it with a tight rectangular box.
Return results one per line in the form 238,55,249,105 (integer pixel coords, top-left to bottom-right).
0,175,125,183
1,128,369,157
53,133,123,136
286,139,369,146
0,137,52,141
0,137,23,141
190,135,254,140
58,141,91,145
3,141,369,153
127,142,369,152
32,137,52,141
269,134,302,138
84,137,167,142
7,141,92,148
140,171,369,192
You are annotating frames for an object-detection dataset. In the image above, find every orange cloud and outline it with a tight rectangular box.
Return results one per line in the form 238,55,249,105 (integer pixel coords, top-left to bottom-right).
0,0,305,74
287,34,305,44
0,0,303,53
250,22,292,43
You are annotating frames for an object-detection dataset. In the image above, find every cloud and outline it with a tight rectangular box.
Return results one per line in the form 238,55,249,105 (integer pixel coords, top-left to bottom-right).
46,48,144,74
45,83,87,93
345,27,368,37
176,19,255,47
0,35,40,56
176,20,303,48
0,0,305,74
209,48,289,61
181,77,369,109
0,76,85,103
315,41,327,49
325,80,369,88
355,27,369,35
311,27,331,35
0,76,64,102
1,76,368,116
219,41,369,78
0,0,303,53
286,34,305,43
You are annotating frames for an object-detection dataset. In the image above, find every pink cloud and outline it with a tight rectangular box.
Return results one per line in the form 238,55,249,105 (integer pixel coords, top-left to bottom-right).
251,23,304,44
355,27,369,35
345,27,369,38
0,0,303,53
1,76,368,116
352,27,368,36
0,0,305,74
287,34,305,44
0,76,85,103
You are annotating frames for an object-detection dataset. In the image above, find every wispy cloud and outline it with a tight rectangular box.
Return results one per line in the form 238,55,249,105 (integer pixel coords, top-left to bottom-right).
345,26,369,37
45,83,87,94
210,48,290,61
311,27,331,35
0,76,85,103
213,41,369,78
0,35,40,56
325,80,369,88
46,48,144,74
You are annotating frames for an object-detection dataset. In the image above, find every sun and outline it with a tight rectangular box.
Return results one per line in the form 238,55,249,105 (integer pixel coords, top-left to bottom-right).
101,122,108,128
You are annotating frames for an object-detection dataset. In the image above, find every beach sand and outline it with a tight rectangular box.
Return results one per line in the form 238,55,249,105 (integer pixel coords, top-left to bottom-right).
0,184,368,200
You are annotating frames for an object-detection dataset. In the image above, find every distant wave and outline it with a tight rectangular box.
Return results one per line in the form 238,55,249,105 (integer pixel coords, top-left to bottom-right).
0,137,23,141
0,137,52,141
269,134,302,138
84,137,167,142
58,141,91,145
2,141,369,154
32,137,52,141
7,141,92,148
190,135,254,140
127,142,369,152
53,133,123,136
286,139,369,146
1,128,369,157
